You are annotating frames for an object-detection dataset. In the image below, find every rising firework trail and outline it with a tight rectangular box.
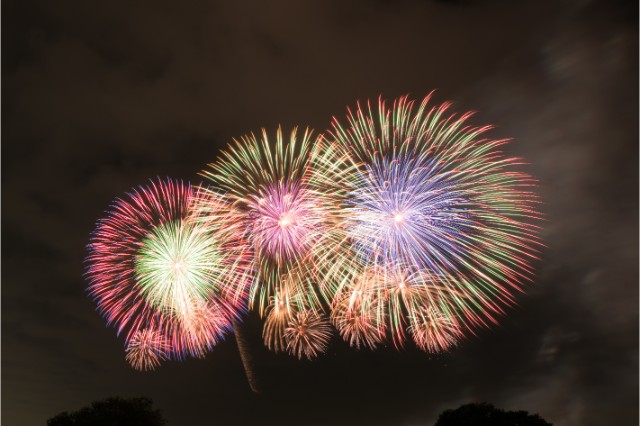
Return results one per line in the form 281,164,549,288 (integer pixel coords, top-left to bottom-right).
232,320,261,394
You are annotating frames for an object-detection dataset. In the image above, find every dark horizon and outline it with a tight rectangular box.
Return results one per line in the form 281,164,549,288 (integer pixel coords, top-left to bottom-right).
3,0,638,425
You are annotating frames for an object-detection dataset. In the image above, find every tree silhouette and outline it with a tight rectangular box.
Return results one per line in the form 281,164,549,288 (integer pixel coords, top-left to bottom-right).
47,397,167,426
435,402,552,426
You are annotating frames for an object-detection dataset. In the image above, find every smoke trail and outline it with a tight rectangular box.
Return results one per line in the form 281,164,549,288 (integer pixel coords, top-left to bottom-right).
232,320,261,394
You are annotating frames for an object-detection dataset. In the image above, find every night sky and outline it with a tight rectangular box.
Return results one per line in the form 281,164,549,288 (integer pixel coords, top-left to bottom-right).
3,1,638,425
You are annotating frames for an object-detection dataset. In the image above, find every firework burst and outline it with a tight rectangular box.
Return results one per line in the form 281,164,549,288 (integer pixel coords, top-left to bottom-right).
321,93,541,349
262,285,295,353
86,178,252,363
125,328,170,371
199,127,351,353
408,305,463,353
330,277,385,350
259,264,314,352
284,310,332,360
135,220,222,318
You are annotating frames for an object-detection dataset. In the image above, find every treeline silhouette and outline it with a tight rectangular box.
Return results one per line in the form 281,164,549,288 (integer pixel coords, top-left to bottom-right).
47,397,166,426
435,402,552,426
47,398,552,425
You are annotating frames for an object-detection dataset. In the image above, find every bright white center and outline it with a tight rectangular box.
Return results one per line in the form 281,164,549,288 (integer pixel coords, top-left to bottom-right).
393,212,405,223
278,213,293,227
172,259,184,272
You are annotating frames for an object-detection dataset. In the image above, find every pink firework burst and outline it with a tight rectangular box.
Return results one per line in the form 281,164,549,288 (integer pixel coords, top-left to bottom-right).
86,178,252,363
250,180,323,264
86,178,194,342
200,127,346,324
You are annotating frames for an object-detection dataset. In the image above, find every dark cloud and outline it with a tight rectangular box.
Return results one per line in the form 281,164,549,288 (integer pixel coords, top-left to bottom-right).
2,0,637,425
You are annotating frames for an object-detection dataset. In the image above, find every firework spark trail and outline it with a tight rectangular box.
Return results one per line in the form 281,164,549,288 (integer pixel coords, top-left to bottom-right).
87,178,253,365
319,93,542,351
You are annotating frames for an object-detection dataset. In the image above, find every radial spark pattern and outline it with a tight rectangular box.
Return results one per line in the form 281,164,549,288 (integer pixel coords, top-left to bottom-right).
321,93,541,349
250,181,322,263
284,310,332,360
86,178,252,364
135,220,222,318
125,328,169,371
200,127,349,354
408,305,463,353
330,280,385,350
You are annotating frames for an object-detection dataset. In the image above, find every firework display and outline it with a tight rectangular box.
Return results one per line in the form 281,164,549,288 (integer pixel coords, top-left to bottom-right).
86,93,540,373
86,179,253,368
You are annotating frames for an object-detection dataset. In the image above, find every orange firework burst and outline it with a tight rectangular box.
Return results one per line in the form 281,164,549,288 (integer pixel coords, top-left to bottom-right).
284,310,332,360
125,328,170,371
409,306,463,353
